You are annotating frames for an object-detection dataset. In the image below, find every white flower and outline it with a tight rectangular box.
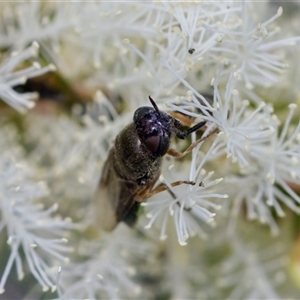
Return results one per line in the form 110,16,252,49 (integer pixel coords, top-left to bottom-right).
166,68,275,168
218,237,287,299
25,91,130,189
0,2,73,51
224,104,300,234
202,3,300,90
225,174,282,235
0,152,73,294
254,104,300,187
86,3,239,108
1,1,300,298
142,134,227,245
0,42,55,112
250,104,300,214
57,226,150,299
75,2,158,68
163,239,222,299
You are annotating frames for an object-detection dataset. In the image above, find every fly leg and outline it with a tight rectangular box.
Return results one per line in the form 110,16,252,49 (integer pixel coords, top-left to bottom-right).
168,128,218,158
135,180,203,202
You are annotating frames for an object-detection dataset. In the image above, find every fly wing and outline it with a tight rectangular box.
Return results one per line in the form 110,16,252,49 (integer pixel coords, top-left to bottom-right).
94,152,119,231
94,182,118,231
115,181,144,227
94,149,143,231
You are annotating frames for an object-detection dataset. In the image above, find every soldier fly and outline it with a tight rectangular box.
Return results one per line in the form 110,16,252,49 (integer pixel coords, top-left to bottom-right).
94,96,212,231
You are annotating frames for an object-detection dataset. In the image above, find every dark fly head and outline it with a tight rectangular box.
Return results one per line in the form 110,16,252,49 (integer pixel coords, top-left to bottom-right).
133,96,180,157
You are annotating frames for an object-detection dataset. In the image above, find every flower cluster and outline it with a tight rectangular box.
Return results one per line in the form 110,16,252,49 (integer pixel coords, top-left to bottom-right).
0,133,73,294
217,235,288,299
1,1,300,298
0,42,55,112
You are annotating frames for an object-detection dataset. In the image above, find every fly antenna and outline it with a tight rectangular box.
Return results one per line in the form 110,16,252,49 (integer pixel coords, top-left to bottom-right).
149,96,160,116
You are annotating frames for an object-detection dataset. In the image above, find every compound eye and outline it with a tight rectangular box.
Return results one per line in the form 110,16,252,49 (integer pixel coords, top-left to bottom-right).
144,136,160,156
144,135,170,157
133,106,154,123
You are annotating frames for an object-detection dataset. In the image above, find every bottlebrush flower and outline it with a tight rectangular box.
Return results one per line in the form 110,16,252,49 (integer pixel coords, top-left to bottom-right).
221,103,300,235
218,236,287,299
0,42,55,112
57,226,151,299
0,151,73,294
142,134,227,245
202,3,300,90
0,2,73,51
0,1,300,298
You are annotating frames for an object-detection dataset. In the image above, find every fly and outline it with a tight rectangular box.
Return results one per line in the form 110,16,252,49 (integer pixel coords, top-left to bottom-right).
94,96,215,231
